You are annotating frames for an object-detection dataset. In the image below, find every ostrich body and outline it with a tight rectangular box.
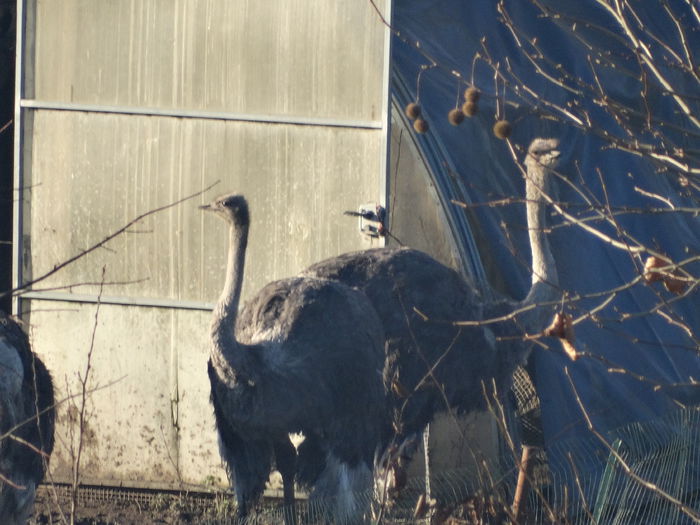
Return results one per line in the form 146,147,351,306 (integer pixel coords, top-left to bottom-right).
303,248,488,440
303,138,562,486
0,311,55,525
202,194,386,523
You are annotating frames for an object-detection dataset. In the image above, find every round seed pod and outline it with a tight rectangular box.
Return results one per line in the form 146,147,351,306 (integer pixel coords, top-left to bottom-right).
448,108,465,126
664,276,686,295
413,118,429,133
643,256,665,283
405,102,421,120
464,86,480,103
493,119,512,139
461,101,478,117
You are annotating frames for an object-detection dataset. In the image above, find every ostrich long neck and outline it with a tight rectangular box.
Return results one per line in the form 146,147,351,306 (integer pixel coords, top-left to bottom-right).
211,221,250,377
520,164,559,329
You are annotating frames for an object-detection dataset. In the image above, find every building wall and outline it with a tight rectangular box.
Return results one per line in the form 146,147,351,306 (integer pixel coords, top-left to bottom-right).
16,0,391,489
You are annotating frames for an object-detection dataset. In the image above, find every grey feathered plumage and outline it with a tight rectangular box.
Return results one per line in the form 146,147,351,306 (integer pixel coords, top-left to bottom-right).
203,194,386,523
0,311,55,525
303,138,563,485
205,137,562,519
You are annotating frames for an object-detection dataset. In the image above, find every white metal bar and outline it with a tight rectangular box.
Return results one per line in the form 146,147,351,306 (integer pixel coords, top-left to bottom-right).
19,291,214,312
378,0,393,249
12,0,27,316
19,99,384,130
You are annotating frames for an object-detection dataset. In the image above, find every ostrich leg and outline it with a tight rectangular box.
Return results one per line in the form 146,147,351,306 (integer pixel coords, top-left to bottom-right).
274,437,298,525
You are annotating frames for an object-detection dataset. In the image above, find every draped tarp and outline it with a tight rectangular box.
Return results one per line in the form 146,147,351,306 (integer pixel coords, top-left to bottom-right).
390,0,700,476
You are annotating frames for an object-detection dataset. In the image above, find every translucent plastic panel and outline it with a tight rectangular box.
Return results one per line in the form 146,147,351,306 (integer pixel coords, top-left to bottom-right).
27,300,186,485
23,109,383,302
175,307,229,486
403,411,499,479
30,0,388,122
387,107,460,270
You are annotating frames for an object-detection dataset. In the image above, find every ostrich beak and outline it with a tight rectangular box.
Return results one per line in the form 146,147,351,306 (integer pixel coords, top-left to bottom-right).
199,204,213,211
548,150,562,168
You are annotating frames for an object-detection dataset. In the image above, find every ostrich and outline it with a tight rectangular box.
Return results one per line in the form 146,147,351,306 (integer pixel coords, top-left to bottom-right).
201,194,386,524
302,138,563,493
0,311,55,525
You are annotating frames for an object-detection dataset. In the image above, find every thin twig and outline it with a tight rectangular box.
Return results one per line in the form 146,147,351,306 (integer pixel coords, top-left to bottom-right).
2,182,219,301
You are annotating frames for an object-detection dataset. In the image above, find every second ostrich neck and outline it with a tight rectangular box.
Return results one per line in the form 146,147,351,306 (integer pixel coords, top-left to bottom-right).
211,222,251,380
523,167,559,309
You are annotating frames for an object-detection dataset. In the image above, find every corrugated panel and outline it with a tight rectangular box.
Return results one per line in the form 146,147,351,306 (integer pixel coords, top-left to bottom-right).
27,298,236,487
386,106,461,271
174,308,228,486
18,0,391,492
23,109,383,303
28,300,186,486
30,0,386,122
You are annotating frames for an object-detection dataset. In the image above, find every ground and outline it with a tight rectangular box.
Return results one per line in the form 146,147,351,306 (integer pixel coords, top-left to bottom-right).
31,485,238,525
28,480,514,524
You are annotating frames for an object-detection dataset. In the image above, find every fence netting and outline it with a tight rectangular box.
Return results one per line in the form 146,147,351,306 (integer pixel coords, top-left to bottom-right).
201,406,700,524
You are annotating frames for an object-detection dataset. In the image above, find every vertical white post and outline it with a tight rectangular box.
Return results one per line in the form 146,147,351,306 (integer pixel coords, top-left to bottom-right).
423,423,431,504
11,0,26,316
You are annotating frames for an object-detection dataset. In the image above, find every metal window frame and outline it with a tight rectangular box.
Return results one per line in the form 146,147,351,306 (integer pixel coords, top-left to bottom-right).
19,100,384,130
12,0,26,316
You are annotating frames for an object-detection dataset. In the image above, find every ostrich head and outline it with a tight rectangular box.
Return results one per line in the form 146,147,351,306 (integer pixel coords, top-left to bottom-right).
200,193,250,227
524,138,561,176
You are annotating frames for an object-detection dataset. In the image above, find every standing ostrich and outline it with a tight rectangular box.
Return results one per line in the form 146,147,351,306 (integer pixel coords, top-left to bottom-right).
0,311,55,525
302,138,563,492
201,194,386,524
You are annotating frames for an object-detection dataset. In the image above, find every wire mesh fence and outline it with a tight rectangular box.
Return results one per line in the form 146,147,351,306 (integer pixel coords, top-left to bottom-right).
42,407,700,524
196,407,700,524
534,407,700,525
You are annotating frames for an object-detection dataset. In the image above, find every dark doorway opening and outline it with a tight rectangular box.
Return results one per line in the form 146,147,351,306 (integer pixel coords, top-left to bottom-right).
0,1,16,314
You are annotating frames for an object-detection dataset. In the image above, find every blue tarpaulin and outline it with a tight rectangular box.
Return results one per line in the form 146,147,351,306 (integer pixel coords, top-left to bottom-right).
391,0,700,472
